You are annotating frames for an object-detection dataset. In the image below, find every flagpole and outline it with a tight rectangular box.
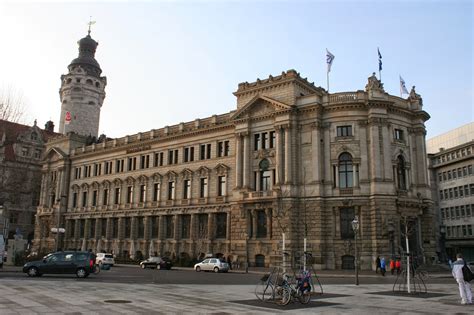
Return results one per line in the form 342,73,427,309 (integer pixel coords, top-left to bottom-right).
327,71,329,92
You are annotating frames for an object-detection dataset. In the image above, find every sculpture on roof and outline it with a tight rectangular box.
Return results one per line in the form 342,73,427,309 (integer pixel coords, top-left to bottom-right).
365,72,385,92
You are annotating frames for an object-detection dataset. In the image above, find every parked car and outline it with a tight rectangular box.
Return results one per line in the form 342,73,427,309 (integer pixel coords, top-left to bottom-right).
23,251,97,278
194,258,229,273
139,256,172,270
96,253,115,267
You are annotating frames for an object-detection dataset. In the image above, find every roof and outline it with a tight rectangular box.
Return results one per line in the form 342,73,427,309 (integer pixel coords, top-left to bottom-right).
0,119,60,162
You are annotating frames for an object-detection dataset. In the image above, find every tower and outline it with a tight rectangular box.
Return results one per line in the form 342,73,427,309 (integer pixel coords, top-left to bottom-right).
58,29,107,137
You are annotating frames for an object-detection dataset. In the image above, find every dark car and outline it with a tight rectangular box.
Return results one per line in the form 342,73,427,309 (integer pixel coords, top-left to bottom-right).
23,251,97,278
139,256,172,270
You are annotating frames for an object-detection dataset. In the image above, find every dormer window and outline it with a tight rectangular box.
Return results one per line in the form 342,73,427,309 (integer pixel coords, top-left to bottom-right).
31,132,38,141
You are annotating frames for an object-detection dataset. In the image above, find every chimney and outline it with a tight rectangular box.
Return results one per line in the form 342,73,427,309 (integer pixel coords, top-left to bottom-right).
44,120,55,133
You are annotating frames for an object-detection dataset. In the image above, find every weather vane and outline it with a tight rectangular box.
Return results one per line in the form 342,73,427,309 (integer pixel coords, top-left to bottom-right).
87,16,96,35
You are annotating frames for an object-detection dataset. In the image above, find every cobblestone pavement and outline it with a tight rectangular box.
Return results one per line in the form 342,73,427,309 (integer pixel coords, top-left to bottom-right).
0,278,472,315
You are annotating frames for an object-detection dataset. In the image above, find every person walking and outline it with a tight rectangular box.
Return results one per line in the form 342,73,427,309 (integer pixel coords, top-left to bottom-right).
380,257,386,276
395,259,401,275
390,259,395,275
452,253,472,305
375,256,381,274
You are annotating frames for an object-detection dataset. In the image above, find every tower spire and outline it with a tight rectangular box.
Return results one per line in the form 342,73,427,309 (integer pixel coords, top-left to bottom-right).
87,16,96,36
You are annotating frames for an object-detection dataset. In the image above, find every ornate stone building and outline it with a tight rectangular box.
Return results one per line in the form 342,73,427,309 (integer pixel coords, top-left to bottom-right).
0,119,57,242
33,32,436,269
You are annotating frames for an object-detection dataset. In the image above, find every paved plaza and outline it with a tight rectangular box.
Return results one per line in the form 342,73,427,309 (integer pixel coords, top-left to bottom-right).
0,275,472,314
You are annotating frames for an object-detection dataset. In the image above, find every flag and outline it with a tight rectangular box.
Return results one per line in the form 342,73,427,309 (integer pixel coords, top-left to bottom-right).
326,49,335,73
378,48,382,71
400,75,409,94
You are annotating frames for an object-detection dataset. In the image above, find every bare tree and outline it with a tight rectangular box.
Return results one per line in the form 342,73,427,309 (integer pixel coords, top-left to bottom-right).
0,86,29,123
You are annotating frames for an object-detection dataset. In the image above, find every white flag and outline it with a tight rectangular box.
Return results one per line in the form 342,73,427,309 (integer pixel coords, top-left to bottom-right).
326,49,335,73
400,75,409,94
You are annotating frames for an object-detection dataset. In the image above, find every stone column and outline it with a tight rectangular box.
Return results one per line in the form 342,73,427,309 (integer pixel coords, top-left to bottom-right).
131,216,137,239
284,125,292,183
252,210,257,240
235,134,242,188
94,219,101,239
275,126,283,185
207,213,214,240
190,214,196,240
226,212,231,240
266,208,272,239
311,122,321,183
242,133,250,188
106,218,112,239
118,217,124,240
144,216,151,240
84,219,91,240
334,164,339,187
358,121,369,183
174,214,180,240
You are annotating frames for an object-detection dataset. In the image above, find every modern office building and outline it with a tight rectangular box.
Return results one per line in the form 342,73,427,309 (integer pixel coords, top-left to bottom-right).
428,123,474,262
33,31,436,269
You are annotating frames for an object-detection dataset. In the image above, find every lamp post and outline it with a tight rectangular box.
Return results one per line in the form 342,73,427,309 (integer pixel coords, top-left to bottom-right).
351,216,360,286
53,196,66,251
388,223,395,259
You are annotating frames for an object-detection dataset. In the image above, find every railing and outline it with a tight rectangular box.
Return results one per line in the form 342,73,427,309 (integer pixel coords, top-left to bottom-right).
329,92,359,103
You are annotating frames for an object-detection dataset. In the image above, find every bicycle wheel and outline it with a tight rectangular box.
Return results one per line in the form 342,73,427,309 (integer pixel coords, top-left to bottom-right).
297,290,311,304
276,286,291,306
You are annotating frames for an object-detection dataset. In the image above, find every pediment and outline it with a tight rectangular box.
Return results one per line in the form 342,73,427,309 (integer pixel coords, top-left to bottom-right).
231,95,293,121
44,147,67,162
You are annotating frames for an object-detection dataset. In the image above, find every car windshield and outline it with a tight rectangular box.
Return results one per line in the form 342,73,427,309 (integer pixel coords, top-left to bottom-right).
105,254,113,258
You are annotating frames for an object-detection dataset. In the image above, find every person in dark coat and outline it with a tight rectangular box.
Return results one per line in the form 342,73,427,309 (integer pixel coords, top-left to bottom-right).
375,256,381,274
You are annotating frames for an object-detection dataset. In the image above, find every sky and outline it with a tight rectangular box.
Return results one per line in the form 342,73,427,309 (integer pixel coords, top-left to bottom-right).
0,0,472,139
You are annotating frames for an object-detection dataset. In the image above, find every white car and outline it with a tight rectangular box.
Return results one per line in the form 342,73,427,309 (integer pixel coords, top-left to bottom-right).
96,253,114,266
194,258,229,273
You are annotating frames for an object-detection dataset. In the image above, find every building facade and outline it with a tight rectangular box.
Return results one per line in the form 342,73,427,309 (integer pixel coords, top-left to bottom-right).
428,124,474,262
33,33,436,269
0,119,57,242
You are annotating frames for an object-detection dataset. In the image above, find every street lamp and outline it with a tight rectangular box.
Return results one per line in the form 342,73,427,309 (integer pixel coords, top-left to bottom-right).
388,223,395,259
351,216,360,286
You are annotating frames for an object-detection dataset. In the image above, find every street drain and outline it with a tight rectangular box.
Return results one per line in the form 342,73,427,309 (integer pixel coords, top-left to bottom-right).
104,300,132,304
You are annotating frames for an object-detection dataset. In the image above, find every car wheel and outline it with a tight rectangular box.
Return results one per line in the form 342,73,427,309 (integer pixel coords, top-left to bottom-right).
213,267,219,273
196,266,201,272
27,267,38,277
141,264,146,269
76,268,87,278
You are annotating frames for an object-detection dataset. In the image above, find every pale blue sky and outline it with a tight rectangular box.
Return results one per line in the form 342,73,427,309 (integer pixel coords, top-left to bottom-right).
0,0,472,139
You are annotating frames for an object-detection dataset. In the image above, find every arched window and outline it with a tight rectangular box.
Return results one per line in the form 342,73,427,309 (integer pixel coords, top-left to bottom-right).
397,155,407,190
338,153,353,188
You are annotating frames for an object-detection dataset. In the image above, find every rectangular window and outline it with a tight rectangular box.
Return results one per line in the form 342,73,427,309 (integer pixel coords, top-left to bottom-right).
165,216,173,238
218,176,226,196
262,132,268,149
458,168,462,177
137,217,144,238
439,190,444,200
197,214,208,238
200,178,208,198
181,215,191,239
254,134,261,150
215,213,227,238
153,183,160,201
90,219,96,238
448,170,452,180
101,219,107,237
168,181,175,200
82,191,88,207
126,186,133,203
154,152,163,167
139,185,146,203
337,125,352,137
168,149,178,165
124,217,131,238
270,131,275,148
104,161,112,175
103,189,109,205
92,190,98,206
127,157,137,171
206,144,211,159
151,216,158,238
184,147,195,162
256,210,267,238
116,159,124,173
463,166,468,176
72,192,78,207
468,165,473,175
471,184,474,195
460,186,464,197
183,179,191,199
114,187,121,205
340,207,355,239
112,218,119,238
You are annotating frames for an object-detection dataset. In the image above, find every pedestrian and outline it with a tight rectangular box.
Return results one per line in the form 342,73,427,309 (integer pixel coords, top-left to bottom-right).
227,256,232,270
448,258,453,270
451,253,472,305
395,259,401,275
390,259,395,275
375,256,381,274
380,257,386,276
